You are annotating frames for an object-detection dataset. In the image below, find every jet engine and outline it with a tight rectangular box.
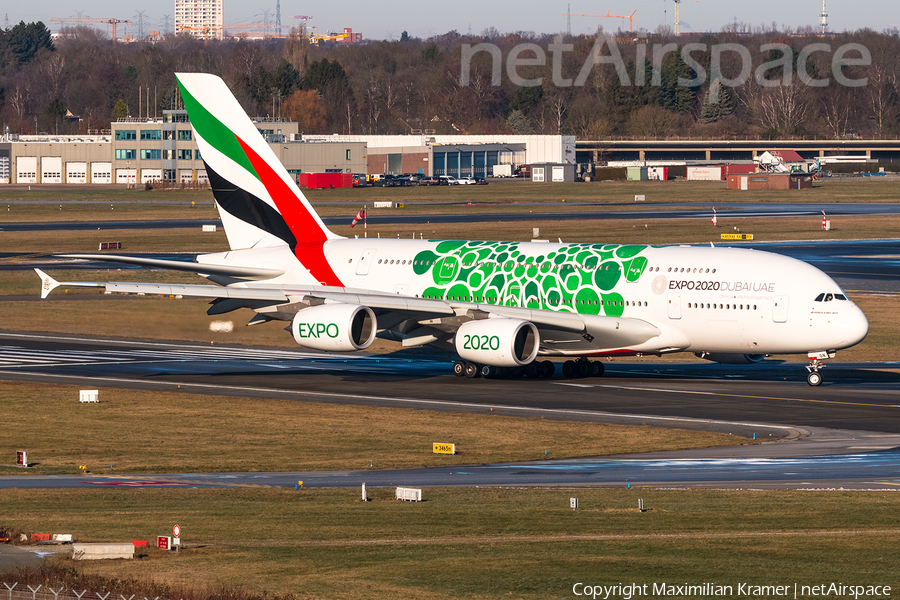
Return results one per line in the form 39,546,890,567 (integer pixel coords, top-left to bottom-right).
695,352,766,364
291,304,376,351
455,318,539,367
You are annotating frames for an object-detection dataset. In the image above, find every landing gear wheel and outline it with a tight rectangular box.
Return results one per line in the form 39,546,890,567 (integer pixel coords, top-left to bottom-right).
540,361,555,378
480,365,496,379
576,360,592,378
562,360,576,378
524,362,541,378
453,360,466,377
807,371,823,386
464,362,479,378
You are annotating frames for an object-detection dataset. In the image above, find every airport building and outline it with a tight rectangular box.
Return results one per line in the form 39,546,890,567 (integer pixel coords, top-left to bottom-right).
0,111,367,185
303,134,576,178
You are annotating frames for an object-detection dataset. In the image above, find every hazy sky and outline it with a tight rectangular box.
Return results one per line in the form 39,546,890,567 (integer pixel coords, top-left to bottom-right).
6,0,898,41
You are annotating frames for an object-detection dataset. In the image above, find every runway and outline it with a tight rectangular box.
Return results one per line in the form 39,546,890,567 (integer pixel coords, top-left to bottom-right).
1,330,899,490
3,201,900,232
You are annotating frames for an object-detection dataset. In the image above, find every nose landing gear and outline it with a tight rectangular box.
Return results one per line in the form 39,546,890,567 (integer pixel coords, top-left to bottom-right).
806,350,835,386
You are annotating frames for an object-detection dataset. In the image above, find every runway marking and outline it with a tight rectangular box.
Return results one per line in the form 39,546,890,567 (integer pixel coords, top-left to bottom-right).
593,384,898,409
0,370,798,434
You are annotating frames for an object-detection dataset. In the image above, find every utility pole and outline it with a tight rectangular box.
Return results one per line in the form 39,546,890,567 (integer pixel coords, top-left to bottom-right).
135,10,145,39
276,0,282,36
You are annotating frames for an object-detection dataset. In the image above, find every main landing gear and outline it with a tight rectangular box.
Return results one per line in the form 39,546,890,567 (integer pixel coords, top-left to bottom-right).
452,357,605,380
805,351,835,386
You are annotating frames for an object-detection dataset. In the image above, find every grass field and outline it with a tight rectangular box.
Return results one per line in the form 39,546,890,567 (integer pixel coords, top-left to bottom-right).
0,381,742,475
1,487,898,598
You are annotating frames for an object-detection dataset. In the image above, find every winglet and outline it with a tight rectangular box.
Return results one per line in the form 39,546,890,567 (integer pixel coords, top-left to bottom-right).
35,269,60,299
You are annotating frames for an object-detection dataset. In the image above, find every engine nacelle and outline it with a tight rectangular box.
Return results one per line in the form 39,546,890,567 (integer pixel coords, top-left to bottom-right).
455,318,539,367
695,352,766,364
291,303,376,351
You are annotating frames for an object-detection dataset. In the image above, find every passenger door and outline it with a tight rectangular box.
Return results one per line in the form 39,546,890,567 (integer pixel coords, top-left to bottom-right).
773,295,789,323
356,249,377,276
667,292,682,319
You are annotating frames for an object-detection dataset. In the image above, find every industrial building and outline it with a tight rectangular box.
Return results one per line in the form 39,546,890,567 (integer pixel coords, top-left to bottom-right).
303,134,576,178
0,111,367,185
1,125,578,185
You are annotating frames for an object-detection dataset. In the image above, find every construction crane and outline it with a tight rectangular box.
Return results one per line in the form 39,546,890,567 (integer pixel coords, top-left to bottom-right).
178,23,223,39
564,10,637,33
672,0,700,36
50,17,133,42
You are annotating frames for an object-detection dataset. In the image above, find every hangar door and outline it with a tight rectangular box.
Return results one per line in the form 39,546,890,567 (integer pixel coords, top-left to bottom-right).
41,157,62,183
17,156,37,183
91,162,112,184
66,162,87,184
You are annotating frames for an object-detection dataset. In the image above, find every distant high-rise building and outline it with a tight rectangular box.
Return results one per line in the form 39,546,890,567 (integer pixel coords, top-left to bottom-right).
175,0,223,40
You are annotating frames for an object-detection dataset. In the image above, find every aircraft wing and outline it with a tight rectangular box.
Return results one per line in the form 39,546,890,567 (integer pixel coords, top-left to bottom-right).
35,269,660,351
60,254,284,280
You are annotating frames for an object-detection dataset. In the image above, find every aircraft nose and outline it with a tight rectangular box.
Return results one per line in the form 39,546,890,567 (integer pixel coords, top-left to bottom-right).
839,304,869,348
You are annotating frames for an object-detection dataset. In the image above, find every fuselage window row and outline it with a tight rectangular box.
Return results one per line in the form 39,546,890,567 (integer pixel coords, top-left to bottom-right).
686,302,758,310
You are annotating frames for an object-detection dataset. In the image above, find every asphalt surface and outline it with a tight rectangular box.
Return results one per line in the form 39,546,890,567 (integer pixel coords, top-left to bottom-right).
1,331,899,490
3,201,900,232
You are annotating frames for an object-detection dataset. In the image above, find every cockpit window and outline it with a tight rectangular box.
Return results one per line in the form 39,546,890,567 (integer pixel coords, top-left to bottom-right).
814,293,825,302
835,294,847,301
824,293,833,302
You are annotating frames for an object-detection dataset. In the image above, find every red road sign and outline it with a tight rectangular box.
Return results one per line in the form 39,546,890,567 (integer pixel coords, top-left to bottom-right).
174,524,180,537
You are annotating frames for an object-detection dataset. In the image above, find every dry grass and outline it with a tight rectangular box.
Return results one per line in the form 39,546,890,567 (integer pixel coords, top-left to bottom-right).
0,381,741,475
2,214,899,257
2,178,900,224
1,487,898,598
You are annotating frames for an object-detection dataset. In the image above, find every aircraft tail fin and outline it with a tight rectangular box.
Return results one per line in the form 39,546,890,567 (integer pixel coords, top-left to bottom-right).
35,268,59,299
175,73,340,251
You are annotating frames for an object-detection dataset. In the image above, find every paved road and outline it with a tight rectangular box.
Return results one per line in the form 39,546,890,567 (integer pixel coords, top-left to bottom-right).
0,331,897,436
3,202,900,232
1,331,899,490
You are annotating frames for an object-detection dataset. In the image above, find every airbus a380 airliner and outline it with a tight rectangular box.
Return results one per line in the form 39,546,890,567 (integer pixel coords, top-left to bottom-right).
36,73,868,386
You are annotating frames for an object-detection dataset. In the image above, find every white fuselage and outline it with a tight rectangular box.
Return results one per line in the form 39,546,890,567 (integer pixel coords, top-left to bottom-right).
204,239,869,357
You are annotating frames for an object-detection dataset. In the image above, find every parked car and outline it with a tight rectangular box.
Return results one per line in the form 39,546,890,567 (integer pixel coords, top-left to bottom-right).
418,176,441,186
352,174,368,187
439,175,459,185
456,177,478,185
474,177,488,185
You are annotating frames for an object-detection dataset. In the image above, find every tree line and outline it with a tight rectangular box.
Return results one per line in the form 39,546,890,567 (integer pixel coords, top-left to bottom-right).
0,21,898,140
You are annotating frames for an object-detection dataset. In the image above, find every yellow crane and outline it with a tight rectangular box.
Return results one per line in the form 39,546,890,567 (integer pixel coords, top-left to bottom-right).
672,0,700,36
564,10,637,33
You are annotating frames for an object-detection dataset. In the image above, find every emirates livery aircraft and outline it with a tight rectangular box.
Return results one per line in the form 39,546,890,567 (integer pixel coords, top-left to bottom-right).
37,73,869,386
